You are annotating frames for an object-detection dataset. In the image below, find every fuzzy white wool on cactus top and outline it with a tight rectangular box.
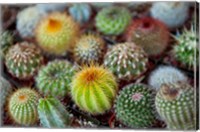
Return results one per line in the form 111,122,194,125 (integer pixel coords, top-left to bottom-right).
148,66,188,90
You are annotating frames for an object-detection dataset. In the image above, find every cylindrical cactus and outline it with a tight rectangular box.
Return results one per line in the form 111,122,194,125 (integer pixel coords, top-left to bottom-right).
36,3,68,13
36,60,76,98
73,34,106,65
38,97,71,128
8,88,40,126
150,2,189,29
69,3,91,25
148,66,188,91
95,6,131,35
5,42,44,80
126,17,169,56
104,43,148,81
35,12,80,55
71,65,118,115
155,82,195,130
114,83,157,128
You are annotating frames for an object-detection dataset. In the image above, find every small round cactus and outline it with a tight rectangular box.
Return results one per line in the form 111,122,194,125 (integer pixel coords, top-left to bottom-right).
71,65,118,115
155,82,195,130
36,60,76,98
36,3,68,13
148,66,188,91
172,28,198,70
126,17,169,56
35,12,80,55
104,43,148,81
73,34,106,65
95,6,131,35
150,2,189,29
0,31,14,58
8,88,40,126
114,83,157,128
5,42,44,80
38,97,71,128
16,6,46,39
69,3,91,25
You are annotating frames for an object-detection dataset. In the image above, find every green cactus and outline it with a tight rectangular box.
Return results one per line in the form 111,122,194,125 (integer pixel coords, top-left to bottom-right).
71,65,118,115
38,97,71,128
155,82,195,130
0,31,13,58
36,60,76,98
114,83,157,128
104,43,148,81
8,88,40,126
95,6,131,35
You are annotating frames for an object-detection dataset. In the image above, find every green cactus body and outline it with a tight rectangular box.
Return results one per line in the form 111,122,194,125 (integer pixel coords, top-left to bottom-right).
36,60,76,98
5,42,44,80
95,6,131,35
74,34,106,65
0,31,13,58
38,97,70,128
71,65,118,115
155,82,195,130
8,88,40,126
104,43,148,81
114,83,157,128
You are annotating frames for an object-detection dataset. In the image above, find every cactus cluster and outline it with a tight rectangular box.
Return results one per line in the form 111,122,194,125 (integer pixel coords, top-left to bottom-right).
36,3,68,13
104,43,148,81
0,31,13,58
5,42,44,80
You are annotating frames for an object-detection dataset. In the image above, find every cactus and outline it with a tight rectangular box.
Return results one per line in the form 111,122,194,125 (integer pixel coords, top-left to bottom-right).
69,3,91,25
95,6,131,35
114,83,157,128
36,60,76,98
35,12,80,55
126,17,169,56
38,97,70,128
148,66,188,91
5,42,44,80
104,43,148,81
0,31,14,58
36,3,68,13
8,88,40,126
71,65,118,115
172,27,198,70
73,34,106,65
155,82,195,130
150,2,189,29
16,6,46,39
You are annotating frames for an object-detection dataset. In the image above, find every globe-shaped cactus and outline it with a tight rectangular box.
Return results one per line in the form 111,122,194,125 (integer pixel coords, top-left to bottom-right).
155,82,195,130
104,43,148,81
36,3,68,13
36,60,76,98
35,12,80,55
114,83,157,128
126,17,169,56
8,88,40,126
71,65,118,115
95,6,131,35
5,42,44,80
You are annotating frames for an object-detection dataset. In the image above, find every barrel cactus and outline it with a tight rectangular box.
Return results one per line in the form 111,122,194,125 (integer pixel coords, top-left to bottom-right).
155,82,195,130
150,2,189,29
71,65,118,115
38,97,71,128
148,66,188,91
0,31,13,58
126,17,169,56
5,42,44,80
36,60,76,98
114,83,157,128
35,12,80,55
73,34,106,65
8,88,40,126
104,43,148,81
69,3,91,25
17,6,46,39
36,3,68,13
95,6,131,35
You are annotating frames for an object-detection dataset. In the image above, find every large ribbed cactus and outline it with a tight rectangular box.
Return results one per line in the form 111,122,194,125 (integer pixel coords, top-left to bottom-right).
38,97,71,128
0,31,13,58
155,82,195,130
